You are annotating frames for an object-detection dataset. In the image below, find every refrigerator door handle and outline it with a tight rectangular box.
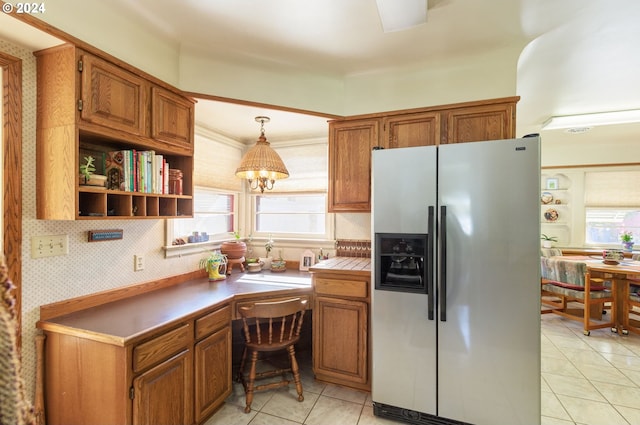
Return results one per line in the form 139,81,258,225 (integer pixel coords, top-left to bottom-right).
440,205,447,322
427,206,435,320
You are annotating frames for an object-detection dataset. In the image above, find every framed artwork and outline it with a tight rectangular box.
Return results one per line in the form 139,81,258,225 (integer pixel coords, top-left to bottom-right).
299,249,315,271
546,178,559,190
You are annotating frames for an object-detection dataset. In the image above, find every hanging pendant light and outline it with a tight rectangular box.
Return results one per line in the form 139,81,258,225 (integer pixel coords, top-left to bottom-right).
235,116,289,192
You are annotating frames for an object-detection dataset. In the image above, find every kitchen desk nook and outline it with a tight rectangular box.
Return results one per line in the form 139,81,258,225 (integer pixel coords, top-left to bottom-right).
37,257,371,425
37,270,312,425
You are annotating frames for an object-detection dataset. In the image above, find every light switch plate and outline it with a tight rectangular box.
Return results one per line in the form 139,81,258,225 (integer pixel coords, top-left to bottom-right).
31,235,69,258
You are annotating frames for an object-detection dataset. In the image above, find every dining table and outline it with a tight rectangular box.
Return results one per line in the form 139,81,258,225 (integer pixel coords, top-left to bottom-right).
558,255,640,335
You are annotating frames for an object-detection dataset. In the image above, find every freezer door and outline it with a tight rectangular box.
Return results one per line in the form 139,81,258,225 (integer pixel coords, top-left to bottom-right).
437,138,541,425
371,146,438,415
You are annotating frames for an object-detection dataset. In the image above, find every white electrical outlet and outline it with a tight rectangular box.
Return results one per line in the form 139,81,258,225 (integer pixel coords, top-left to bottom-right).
134,255,144,271
31,235,69,258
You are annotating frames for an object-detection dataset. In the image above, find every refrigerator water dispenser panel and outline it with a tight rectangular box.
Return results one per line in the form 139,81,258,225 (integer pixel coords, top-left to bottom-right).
375,233,428,293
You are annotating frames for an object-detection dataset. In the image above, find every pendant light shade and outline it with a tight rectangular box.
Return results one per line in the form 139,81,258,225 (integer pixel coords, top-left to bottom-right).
235,116,289,192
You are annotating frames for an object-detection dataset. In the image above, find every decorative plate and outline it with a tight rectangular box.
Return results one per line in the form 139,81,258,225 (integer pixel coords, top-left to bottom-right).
541,191,553,204
544,208,559,222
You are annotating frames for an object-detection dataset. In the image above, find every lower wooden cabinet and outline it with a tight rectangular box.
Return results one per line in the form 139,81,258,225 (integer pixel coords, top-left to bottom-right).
42,304,231,425
314,296,369,389
312,273,370,391
132,350,193,425
194,326,232,422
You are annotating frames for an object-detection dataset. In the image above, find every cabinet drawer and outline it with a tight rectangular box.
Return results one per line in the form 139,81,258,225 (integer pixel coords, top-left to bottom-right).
195,305,231,340
315,278,368,298
133,323,192,372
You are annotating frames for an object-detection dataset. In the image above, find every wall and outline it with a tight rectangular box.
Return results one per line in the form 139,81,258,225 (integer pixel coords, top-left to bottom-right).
0,38,198,400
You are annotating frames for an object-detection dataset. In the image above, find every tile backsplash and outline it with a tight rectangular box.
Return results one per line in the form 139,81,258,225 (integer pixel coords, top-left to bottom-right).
335,239,371,258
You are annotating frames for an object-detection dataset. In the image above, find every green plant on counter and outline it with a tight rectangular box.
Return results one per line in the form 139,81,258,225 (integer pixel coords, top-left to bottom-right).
198,250,226,273
541,234,558,242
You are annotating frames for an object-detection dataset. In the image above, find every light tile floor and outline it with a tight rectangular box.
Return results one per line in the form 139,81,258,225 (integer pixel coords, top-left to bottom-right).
205,315,640,425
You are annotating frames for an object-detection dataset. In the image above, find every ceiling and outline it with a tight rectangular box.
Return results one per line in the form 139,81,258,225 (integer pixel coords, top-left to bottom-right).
2,0,639,147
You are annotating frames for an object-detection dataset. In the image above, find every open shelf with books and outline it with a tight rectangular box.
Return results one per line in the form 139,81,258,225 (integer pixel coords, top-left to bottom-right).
35,44,194,220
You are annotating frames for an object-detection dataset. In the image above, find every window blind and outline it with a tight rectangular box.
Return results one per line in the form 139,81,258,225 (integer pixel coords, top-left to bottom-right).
194,133,243,192
269,142,328,193
585,170,640,207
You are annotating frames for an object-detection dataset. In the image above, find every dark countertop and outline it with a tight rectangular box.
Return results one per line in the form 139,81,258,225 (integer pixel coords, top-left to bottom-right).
37,270,312,346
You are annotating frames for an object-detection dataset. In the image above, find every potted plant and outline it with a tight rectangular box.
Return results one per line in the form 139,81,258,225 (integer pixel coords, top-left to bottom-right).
260,234,274,269
620,231,634,252
271,249,287,272
220,231,247,260
79,155,107,187
541,234,558,248
199,250,227,281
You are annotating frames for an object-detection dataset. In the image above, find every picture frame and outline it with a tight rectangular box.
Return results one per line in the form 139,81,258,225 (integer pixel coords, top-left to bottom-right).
545,178,559,190
299,249,315,271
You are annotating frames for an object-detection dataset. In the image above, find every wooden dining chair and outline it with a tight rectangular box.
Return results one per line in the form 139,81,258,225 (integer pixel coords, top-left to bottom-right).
237,297,307,413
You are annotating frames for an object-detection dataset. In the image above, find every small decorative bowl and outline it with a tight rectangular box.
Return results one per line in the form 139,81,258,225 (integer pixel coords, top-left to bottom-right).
602,249,624,264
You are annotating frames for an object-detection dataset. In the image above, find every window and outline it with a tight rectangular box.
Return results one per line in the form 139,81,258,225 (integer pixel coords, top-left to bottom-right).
169,187,237,244
253,194,329,239
584,169,640,245
585,208,640,245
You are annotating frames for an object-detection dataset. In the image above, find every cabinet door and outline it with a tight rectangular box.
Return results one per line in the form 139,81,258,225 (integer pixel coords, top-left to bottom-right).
132,350,193,425
194,326,232,423
313,296,369,389
80,54,146,135
383,112,440,148
151,86,195,150
444,102,516,144
328,119,379,212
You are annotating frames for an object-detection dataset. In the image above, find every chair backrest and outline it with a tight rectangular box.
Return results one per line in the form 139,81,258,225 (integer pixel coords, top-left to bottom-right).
239,298,307,347
541,248,563,258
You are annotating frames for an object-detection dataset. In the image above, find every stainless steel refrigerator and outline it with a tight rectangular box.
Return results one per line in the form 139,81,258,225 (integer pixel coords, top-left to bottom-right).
371,137,541,425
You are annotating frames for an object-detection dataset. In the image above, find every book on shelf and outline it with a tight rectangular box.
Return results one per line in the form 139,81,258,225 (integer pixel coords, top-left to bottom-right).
102,149,176,194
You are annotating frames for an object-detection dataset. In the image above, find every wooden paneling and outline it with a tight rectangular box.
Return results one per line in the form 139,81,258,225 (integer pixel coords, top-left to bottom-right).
44,333,128,425
0,51,23,346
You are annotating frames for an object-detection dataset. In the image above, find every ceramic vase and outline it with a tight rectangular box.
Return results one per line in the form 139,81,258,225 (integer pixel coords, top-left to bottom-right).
220,241,247,259
623,241,634,252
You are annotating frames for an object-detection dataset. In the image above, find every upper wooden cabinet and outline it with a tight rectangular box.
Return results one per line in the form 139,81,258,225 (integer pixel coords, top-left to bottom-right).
327,97,518,212
35,44,195,220
382,111,440,149
80,53,147,136
328,119,379,212
443,102,516,144
150,86,195,148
